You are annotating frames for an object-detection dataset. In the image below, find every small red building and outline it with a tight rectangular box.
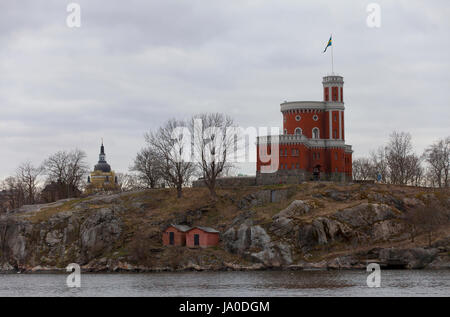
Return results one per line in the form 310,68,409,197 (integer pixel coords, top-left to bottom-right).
186,227,220,248
162,224,191,246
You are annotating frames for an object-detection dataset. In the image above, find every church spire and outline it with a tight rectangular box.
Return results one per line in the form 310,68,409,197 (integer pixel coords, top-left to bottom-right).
99,139,106,163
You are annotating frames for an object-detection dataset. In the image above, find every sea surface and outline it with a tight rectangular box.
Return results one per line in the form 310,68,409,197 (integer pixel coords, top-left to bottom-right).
0,270,449,297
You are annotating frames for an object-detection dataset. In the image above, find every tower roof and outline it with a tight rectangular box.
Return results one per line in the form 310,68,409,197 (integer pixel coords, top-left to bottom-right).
94,140,111,172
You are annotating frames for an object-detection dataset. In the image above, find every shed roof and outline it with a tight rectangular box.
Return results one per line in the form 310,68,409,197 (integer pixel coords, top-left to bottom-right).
166,224,192,232
188,226,219,233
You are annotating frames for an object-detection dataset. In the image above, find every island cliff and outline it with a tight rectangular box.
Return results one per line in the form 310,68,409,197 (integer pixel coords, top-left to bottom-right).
0,182,449,272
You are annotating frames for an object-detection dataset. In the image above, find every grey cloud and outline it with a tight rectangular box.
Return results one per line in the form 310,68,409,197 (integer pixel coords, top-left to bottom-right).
0,0,449,178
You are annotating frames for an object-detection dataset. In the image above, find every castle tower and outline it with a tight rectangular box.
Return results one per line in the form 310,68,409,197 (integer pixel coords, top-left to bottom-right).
256,74,352,183
322,75,345,141
322,75,344,103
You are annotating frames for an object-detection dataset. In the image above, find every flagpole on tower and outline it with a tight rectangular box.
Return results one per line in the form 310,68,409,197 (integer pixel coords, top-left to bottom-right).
331,33,334,74
323,34,333,74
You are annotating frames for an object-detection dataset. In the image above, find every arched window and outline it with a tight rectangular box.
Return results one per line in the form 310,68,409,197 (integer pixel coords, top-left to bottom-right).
312,128,320,139
294,127,302,135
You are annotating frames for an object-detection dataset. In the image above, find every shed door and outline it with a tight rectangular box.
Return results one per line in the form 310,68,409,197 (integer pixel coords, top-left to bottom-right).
194,234,200,246
169,232,174,245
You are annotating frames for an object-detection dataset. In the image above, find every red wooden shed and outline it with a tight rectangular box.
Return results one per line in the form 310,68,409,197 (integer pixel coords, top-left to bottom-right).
186,226,220,248
162,224,191,246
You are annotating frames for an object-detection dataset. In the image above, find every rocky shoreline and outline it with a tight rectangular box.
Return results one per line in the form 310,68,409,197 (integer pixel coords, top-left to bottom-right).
1,184,449,274
2,244,448,274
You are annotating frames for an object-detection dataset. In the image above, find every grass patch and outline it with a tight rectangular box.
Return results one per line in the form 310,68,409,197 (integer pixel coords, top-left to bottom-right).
25,198,88,223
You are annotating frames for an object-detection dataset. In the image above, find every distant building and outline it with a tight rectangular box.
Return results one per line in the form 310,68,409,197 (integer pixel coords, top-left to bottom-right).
186,227,219,248
162,225,220,247
41,181,81,203
162,224,191,246
86,141,119,193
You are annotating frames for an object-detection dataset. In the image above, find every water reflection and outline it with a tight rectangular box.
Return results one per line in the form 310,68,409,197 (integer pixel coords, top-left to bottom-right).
0,270,448,296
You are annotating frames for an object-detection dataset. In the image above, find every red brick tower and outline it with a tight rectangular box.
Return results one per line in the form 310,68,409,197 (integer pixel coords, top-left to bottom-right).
256,74,352,183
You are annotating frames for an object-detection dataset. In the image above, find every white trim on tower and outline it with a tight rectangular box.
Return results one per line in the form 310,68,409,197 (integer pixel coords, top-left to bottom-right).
329,111,332,139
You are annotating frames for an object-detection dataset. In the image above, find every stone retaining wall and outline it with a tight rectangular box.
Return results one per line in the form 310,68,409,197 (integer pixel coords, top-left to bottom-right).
192,176,257,188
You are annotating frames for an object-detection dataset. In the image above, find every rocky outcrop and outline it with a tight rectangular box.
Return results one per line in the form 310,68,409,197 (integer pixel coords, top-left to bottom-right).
297,217,352,252
0,200,124,270
273,200,311,218
379,248,439,269
296,203,404,252
324,189,350,201
223,222,292,267
333,203,398,227
367,193,405,211
237,191,271,210
269,200,311,238
237,189,289,210
0,183,448,272
79,207,122,262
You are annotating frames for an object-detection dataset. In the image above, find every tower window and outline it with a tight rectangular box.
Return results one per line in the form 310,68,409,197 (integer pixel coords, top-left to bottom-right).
312,128,320,139
332,87,338,101
313,115,319,121
294,127,302,135
295,115,301,121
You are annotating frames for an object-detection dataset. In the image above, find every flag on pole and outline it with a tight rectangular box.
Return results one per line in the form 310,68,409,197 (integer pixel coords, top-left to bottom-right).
323,35,332,53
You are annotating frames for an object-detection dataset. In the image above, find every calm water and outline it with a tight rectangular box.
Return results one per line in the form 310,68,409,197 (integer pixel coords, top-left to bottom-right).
0,270,449,297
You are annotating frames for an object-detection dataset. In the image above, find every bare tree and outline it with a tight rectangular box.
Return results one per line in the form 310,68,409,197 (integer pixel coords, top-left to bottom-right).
405,154,424,186
16,161,43,204
190,113,237,199
370,146,389,183
130,147,161,188
424,137,450,188
146,119,196,198
43,149,89,197
66,149,89,192
385,131,422,185
403,200,447,246
115,173,141,191
352,157,374,180
0,176,25,212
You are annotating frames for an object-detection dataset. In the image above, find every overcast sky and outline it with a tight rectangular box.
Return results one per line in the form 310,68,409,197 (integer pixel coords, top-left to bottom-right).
0,0,449,179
